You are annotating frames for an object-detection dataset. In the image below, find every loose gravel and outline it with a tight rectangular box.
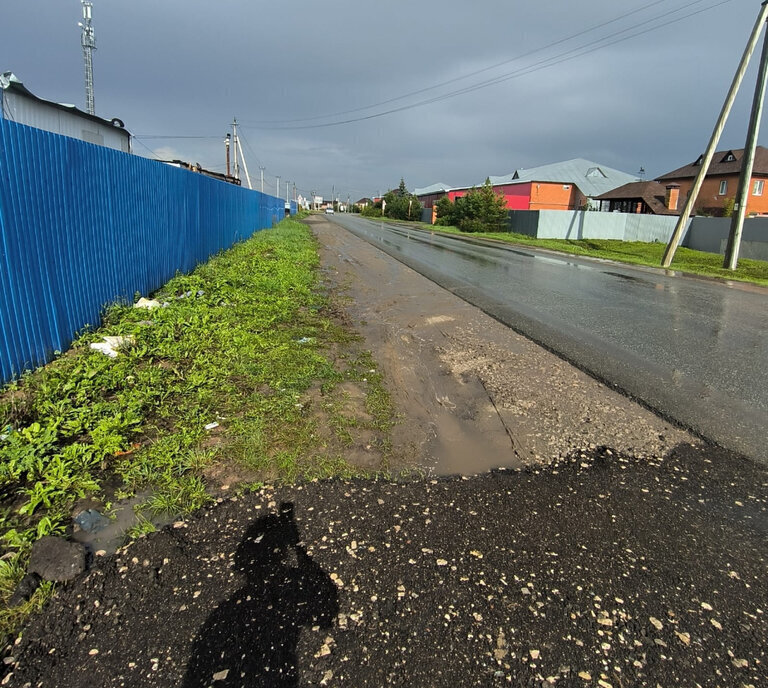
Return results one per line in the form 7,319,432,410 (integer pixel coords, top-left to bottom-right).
4,443,767,687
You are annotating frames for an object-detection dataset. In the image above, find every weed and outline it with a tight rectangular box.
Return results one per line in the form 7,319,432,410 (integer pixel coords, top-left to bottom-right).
0,217,397,643
125,517,157,539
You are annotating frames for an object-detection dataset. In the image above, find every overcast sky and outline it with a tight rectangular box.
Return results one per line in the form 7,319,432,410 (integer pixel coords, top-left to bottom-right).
2,0,765,201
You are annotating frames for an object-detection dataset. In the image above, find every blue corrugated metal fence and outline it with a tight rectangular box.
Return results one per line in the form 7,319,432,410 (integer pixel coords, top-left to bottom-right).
0,118,288,383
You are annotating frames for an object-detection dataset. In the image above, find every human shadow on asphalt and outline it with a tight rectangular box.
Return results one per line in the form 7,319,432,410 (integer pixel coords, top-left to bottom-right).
182,502,339,688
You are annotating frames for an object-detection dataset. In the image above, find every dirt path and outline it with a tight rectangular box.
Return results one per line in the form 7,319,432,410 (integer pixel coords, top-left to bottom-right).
309,215,693,475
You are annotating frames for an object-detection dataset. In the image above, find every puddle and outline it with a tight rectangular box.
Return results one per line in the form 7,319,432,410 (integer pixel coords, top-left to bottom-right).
603,270,648,285
71,490,177,555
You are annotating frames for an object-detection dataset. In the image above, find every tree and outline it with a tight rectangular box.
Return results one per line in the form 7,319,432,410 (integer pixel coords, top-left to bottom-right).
434,178,508,232
434,195,456,226
382,179,422,221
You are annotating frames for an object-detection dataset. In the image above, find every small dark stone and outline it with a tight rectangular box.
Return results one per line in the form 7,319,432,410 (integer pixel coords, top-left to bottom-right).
8,573,41,607
29,537,87,582
73,509,110,534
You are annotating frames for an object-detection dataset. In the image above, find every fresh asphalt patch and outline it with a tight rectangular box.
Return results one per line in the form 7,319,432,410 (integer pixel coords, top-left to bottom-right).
4,442,767,687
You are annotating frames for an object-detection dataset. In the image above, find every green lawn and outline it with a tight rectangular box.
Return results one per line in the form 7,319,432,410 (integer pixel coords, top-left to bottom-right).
416,224,768,287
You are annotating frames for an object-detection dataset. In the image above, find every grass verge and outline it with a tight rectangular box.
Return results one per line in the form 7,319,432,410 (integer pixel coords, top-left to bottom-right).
0,217,394,641
417,224,768,287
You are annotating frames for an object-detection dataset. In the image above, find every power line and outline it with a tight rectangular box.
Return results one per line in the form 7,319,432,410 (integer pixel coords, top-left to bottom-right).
133,135,222,140
242,0,729,131
132,137,162,160
245,0,676,127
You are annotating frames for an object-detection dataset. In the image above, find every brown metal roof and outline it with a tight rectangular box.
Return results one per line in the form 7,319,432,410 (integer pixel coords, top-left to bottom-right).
594,181,679,215
656,147,768,181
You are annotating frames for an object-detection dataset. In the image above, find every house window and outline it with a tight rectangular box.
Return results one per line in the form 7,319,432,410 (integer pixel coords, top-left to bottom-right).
753,180,764,196
719,180,728,195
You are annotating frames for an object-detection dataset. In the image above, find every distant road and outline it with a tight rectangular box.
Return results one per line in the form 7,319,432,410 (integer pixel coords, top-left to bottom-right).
329,214,768,463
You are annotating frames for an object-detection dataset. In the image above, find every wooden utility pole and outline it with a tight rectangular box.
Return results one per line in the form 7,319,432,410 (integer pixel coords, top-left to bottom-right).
724,7,768,269
662,1,768,268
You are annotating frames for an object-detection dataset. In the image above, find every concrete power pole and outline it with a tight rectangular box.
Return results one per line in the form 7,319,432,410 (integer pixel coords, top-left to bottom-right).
662,1,768,267
724,9,768,269
79,1,96,115
276,176,280,200
231,119,252,189
232,120,240,182
260,167,265,194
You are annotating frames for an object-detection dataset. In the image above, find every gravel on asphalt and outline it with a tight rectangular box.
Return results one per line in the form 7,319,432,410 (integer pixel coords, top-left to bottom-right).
4,442,767,688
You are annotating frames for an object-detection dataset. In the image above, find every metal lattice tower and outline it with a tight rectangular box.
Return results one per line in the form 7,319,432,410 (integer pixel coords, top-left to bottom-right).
80,1,96,115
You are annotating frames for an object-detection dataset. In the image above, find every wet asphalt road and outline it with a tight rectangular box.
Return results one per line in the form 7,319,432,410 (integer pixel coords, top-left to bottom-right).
328,215,768,463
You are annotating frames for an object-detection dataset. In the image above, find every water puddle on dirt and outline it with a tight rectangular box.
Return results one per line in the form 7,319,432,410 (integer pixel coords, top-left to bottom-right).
70,491,176,555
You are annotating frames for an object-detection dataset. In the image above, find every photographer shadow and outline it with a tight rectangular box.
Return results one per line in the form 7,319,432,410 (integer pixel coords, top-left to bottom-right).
182,502,339,688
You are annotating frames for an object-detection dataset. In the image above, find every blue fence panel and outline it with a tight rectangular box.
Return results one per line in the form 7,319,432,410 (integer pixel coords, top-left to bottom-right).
0,118,284,383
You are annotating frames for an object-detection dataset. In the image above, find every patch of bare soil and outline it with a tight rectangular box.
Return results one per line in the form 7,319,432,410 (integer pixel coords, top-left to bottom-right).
308,216,695,475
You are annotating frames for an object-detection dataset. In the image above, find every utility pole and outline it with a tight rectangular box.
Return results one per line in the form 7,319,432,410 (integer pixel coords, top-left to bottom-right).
724,8,768,269
259,166,265,194
232,119,240,181
225,134,231,177
294,183,297,202
79,1,96,115
276,176,280,199
235,133,252,189
229,119,252,188
285,181,290,203
662,2,768,267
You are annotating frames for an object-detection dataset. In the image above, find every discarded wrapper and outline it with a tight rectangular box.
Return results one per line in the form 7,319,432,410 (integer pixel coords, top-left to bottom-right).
90,335,135,358
134,297,162,310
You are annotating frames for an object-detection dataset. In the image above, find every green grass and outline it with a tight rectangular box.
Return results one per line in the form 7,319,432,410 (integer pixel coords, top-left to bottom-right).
0,217,395,640
420,224,768,286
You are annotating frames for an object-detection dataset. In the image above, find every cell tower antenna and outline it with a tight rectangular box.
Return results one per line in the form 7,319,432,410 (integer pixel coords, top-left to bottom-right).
79,1,96,115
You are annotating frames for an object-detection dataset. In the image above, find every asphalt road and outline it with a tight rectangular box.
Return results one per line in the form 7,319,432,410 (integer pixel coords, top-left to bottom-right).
7,445,768,687
328,215,768,463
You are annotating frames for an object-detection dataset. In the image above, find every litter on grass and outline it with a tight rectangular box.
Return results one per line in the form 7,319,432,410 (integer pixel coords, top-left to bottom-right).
90,336,135,358
296,337,313,344
204,422,220,431
133,298,162,310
